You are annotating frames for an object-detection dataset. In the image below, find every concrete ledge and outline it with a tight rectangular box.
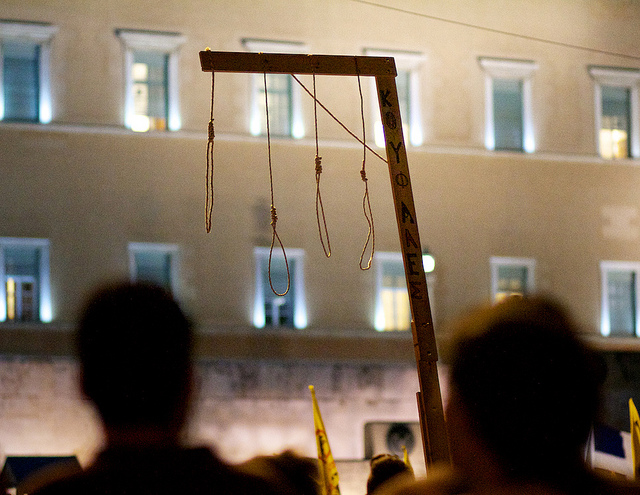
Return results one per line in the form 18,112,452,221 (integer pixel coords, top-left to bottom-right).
0,323,416,363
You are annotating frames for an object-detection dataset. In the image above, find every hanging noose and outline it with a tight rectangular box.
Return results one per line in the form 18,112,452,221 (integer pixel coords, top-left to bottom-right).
263,71,290,296
313,72,332,258
355,58,375,270
205,56,215,233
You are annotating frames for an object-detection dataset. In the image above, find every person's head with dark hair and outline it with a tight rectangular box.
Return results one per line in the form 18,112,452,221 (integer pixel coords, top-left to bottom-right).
77,281,193,445
366,454,414,495
444,296,602,489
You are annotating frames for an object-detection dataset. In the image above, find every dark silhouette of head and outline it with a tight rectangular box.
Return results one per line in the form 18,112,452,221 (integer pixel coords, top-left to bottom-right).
445,296,603,485
77,281,193,431
366,454,414,495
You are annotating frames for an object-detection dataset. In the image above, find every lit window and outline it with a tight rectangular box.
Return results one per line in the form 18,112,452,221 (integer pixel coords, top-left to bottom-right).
116,30,185,132
242,39,307,139
0,21,57,123
365,49,425,148
589,66,640,160
600,261,640,337
129,242,179,294
0,237,51,323
490,256,535,303
375,252,410,331
479,58,537,153
253,247,306,329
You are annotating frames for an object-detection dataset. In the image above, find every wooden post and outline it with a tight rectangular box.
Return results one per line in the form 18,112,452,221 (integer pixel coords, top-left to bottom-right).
199,50,450,469
375,75,450,467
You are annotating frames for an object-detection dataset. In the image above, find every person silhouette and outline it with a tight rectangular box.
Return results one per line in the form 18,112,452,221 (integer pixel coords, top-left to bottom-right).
366,453,414,495
32,280,315,495
386,296,640,495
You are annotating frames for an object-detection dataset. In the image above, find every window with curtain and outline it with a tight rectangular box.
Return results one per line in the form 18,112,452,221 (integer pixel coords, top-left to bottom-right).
600,86,631,159
479,57,537,153
0,238,51,323
490,256,535,303
129,242,179,295
0,21,57,123
375,253,411,331
131,50,169,132
253,247,306,329
493,78,524,151
2,41,40,121
600,261,640,337
116,29,185,132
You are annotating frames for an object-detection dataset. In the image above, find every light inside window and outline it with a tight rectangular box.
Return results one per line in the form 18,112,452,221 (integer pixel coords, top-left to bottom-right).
376,258,410,331
600,86,630,159
130,51,168,132
495,265,528,303
6,277,15,321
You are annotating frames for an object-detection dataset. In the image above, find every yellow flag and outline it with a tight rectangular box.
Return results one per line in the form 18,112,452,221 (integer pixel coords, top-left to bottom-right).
402,445,413,472
309,385,340,495
630,398,640,479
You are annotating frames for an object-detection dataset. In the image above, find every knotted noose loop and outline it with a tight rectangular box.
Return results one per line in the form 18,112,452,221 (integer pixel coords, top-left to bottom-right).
313,72,332,258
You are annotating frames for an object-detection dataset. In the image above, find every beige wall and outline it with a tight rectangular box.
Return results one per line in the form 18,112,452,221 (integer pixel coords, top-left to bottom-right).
3,123,640,336
1,0,640,340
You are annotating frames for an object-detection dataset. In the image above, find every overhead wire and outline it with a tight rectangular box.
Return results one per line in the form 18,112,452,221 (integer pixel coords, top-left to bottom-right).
351,0,640,62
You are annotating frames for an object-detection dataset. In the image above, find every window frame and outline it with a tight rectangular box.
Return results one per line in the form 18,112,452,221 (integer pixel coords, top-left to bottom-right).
479,57,537,153
128,242,180,296
0,237,51,323
0,21,57,123
116,29,186,132
242,39,308,139
253,246,306,329
374,251,412,332
490,256,536,303
588,66,640,159
364,48,425,148
600,260,640,337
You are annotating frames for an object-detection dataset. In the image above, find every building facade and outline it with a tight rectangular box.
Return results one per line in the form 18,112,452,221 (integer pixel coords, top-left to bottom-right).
2,0,640,485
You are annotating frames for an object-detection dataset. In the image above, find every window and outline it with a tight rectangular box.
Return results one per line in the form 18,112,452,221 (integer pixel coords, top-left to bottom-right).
479,58,537,153
129,242,179,294
0,21,57,123
375,252,411,331
253,247,306,329
600,261,640,337
490,256,535,303
116,29,185,132
365,49,425,148
242,39,307,138
589,66,640,160
0,238,51,323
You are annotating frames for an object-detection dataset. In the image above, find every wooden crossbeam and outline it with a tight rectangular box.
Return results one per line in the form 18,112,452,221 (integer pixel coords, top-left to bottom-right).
199,50,397,77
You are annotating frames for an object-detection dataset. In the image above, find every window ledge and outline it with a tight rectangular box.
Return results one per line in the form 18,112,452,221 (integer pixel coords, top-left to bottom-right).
194,327,415,363
583,334,640,352
0,322,416,362
0,322,74,356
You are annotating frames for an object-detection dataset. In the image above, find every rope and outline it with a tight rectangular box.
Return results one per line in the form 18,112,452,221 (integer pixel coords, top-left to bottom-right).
264,71,291,297
313,73,332,258
205,70,215,233
290,74,388,164
355,59,375,270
